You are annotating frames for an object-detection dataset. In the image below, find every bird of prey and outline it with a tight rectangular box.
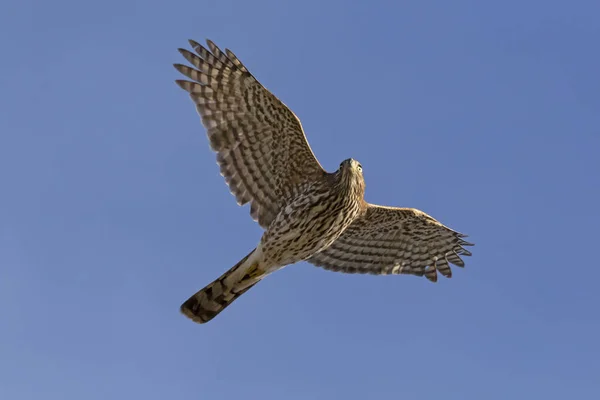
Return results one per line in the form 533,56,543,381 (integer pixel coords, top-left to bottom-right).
174,39,473,324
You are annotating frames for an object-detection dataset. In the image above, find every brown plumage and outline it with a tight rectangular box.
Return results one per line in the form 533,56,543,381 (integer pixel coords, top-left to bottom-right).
175,39,473,324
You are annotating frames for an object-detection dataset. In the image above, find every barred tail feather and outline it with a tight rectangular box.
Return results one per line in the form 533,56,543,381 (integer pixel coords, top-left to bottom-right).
180,249,263,324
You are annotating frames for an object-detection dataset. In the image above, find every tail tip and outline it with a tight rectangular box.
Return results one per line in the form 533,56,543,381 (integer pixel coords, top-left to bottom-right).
180,298,214,324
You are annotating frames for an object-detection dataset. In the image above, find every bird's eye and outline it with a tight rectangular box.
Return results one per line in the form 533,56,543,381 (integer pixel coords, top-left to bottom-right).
357,164,363,172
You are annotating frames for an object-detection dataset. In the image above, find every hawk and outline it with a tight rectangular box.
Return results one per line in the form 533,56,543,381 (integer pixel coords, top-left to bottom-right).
174,39,473,324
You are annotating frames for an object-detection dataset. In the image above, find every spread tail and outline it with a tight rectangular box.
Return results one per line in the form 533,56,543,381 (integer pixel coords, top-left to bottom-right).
180,249,264,324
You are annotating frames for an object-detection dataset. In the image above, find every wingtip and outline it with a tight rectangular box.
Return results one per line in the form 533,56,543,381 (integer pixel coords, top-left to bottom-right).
456,232,474,246
174,79,189,90
173,64,189,76
424,267,438,282
188,39,201,49
460,249,473,257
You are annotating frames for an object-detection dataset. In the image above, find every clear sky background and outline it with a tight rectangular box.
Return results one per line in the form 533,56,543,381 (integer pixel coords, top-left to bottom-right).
1,1,599,399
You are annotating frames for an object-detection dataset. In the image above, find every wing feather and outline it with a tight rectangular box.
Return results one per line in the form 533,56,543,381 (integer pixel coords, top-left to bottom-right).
307,205,473,282
175,39,325,228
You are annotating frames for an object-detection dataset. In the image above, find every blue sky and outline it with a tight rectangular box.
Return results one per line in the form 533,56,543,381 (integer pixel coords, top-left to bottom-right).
2,0,599,398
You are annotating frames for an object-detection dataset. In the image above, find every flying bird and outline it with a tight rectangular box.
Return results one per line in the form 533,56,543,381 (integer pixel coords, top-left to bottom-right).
174,39,473,324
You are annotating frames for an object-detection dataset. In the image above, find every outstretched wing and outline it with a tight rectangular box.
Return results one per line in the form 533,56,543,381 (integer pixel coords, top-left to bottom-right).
307,204,473,282
174,39,325,228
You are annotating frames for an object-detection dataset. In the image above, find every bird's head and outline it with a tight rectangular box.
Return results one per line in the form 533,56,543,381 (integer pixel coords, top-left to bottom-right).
338,158,365,196
339,158,363,175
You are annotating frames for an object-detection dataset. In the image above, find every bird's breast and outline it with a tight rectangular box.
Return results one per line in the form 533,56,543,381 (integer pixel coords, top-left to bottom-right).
260,192,362,267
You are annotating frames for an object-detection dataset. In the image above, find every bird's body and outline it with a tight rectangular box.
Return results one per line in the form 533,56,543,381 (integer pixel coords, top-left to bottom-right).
260,159,366,267
175,39,474,324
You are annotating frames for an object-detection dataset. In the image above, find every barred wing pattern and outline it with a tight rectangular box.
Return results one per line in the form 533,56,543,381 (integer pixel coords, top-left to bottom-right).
307,205,473,282
175,39,325,228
